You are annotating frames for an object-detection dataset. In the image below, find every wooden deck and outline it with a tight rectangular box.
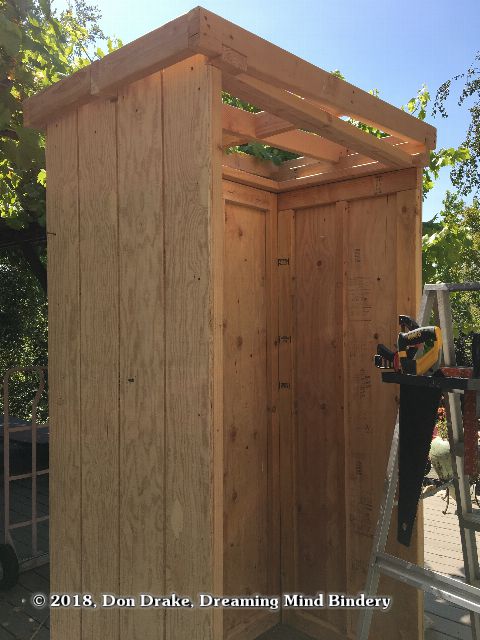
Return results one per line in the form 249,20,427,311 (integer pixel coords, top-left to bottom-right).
424,489,476,640
0,480,476,639
0,564,49,639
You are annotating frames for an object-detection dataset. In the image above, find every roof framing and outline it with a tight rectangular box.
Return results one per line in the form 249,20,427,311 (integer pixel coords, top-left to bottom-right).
24,6,436,188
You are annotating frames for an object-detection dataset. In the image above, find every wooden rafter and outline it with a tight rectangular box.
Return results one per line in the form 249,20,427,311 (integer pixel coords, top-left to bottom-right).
24,7,436,159
221,100,429,187
223,74,413,169
195,7,436,149
222,104,347,163
222,152,279,179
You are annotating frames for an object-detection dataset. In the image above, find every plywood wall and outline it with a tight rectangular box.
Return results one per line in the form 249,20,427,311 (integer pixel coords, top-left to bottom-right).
47,55,223,640
47,51,422,640
222,182,279,640
277,168,423,640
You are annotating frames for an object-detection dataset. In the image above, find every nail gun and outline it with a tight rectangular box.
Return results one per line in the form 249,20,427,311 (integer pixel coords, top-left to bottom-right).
374,315,443,376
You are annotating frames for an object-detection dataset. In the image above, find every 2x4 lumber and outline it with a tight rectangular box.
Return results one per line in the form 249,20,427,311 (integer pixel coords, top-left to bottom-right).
277,208,296,610
275,157,340,181
25,66,91,130
24,9,200,128
78,98,120,640
222,164,280,192
276,162,390,192
162,56,223,638
221,163,420,197
276,137,426,182
117,71,165,638
25,6,436,152
223,109,296,146
195,7,436,149
223,74,414,169
222,179,274,210
255,111,295,138
277,167,418,209
222,104,347,162
91,12,195,97
222,151,279,178
266,130,345,163
46,112,81,640
223,103,256,139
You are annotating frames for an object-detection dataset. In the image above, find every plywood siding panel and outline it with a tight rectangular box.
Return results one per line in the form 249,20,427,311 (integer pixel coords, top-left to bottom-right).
281,180,421,640
46,112,81,640
288,202,347,637
78,98,119,640
163,56,223,639
393,186,425,636
343,194,420,640
265,191,280,613
117,72,165,639
277,209,296,620
223,196,278,639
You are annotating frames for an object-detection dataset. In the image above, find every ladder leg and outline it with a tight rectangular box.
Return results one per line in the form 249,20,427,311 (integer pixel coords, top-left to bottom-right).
356,416,400,640
356,289,434,640
437,289,480,639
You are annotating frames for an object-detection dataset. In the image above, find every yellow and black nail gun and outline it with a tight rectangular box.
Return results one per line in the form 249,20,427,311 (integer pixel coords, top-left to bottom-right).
374,315,443,375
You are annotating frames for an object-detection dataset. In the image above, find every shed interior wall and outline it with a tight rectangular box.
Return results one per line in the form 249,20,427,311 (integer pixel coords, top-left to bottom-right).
220,169,422,640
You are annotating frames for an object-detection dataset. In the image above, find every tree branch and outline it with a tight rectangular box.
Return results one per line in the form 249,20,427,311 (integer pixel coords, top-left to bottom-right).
19,242,47,293
0,129,19,141
0,218,47,291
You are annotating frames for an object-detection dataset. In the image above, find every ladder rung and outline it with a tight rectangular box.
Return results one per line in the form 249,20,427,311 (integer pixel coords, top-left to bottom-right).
424,282,480,293
463,513,480,532
375,552,480,613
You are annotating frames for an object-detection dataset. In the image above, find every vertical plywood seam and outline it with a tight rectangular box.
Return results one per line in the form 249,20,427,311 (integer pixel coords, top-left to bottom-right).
211,65,224,640
277,208,295,617
277,211,283,616
275,203,282,608
264,202,270,600
265,191,280,617
336,200,349,637
75,107,83,638
114,96,121,634
291,212,297,594
160,68,167,640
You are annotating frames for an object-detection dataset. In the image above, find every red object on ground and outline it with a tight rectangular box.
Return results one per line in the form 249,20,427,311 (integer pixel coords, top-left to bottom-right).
442,367,478,476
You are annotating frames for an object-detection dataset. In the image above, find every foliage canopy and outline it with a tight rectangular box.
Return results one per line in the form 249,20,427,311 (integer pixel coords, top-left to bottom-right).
434,51,480,196
0,0,121,229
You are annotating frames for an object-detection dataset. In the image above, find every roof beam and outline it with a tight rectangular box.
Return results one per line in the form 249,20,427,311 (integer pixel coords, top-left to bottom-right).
222,152,279,178
223,74,414,169
24,9,200,128
23,5,436,155
196,7,436,149
255,111,294,138
222,104,347,163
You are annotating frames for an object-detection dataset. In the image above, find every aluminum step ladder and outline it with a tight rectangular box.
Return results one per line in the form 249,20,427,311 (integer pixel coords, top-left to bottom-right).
357,282,480,640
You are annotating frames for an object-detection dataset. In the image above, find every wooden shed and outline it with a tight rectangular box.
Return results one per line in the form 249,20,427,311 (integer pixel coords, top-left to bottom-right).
24,7,435,640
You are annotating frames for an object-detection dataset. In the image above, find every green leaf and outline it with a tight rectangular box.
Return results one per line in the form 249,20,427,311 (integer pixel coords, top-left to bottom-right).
38,0,52,18
0,14,22,57
37,168,46,186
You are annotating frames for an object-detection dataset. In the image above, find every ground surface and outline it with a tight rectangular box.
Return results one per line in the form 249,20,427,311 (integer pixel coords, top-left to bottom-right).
0,480,476,639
